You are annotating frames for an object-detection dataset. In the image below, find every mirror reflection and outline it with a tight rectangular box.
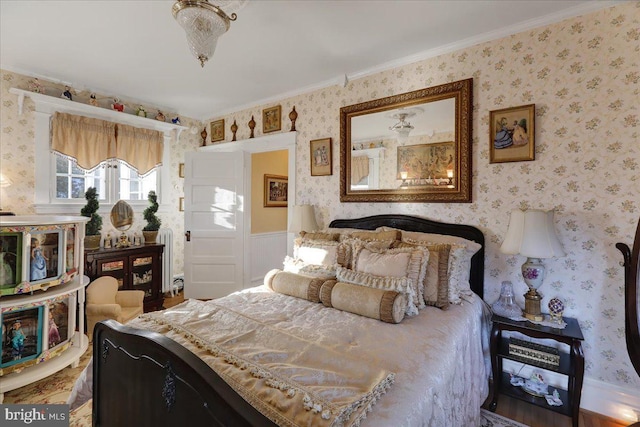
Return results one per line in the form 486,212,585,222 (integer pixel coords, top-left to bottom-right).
110,200,134,231
340,78,473,203
350,99,455,191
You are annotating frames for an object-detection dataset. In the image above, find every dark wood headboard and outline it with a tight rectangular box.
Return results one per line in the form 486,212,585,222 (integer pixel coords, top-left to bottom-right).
329,214,485,299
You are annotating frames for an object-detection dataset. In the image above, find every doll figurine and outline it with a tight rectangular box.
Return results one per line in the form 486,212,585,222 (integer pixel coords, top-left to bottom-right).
111,98,124,112
29,78,44,94
136,105,147,117
61,86,73,101
155,111,165,122
171,116,181,125
89,93,99,107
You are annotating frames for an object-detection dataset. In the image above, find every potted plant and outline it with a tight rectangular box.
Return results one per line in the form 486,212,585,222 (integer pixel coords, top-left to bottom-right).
81,187,102,250
142,190,161,244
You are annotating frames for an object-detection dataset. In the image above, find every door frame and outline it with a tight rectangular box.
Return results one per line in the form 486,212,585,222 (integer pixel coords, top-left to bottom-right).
198,131,297,287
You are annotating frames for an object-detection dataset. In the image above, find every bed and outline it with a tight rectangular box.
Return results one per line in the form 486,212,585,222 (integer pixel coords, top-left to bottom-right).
79,214,490,427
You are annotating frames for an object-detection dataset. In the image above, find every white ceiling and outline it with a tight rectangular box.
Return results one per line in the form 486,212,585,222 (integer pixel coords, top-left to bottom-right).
0,1,617,121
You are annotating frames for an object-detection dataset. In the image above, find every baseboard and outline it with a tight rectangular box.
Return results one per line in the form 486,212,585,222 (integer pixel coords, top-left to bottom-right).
581,377,640,424
502,360,640,423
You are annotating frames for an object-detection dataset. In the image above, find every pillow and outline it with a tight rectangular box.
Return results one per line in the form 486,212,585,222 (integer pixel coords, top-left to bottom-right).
351,243,428,310
299,231,340,241
395,241,451,309
320,280,406,324
293,238,342,267
336,266,418,316
282,256,336,279
326,228,399,246
264,269,324,303
446,244,475,304
378,226,482,256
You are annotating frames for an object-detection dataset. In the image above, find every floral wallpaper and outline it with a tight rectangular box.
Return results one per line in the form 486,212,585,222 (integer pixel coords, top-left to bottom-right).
0,71,201,277
202,2,640,391
0,2,638,393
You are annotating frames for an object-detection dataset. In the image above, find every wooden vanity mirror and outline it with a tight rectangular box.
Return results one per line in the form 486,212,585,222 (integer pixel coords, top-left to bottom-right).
340,78,473,202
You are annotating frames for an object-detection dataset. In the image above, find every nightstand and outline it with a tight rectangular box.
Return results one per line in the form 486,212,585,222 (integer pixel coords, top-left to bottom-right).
489,314,584,427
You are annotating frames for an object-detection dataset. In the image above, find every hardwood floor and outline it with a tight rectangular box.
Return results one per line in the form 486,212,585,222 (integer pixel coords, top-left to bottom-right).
164,291,628,427
487,393,628,427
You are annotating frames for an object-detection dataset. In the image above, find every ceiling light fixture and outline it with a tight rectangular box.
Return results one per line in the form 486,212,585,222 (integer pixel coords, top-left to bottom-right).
172,0,242,67
387,107,423,144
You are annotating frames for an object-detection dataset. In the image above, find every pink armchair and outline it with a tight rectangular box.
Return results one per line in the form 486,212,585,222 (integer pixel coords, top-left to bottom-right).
86,276,144,338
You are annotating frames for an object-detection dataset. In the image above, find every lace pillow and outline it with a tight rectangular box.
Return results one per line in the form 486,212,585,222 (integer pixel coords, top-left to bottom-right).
351,244,429,310
282,256,337,279
336,266,418,316
320,280,406,324
446,244,475,304
264,269,324,303
293,238,342,267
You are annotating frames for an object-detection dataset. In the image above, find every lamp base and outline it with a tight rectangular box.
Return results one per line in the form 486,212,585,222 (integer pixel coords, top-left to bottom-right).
523,288,544,321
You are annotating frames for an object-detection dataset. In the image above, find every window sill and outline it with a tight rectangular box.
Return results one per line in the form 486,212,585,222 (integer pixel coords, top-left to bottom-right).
34,203,172,216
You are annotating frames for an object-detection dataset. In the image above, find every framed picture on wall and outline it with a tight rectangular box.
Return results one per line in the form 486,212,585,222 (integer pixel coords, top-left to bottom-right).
262,105,281,134
310,138,332,176
489,104,535,163
264,174,288,207
210,119,225,143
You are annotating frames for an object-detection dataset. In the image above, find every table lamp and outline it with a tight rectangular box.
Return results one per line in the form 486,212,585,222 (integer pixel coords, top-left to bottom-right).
500,209,565,321
289,205,319,236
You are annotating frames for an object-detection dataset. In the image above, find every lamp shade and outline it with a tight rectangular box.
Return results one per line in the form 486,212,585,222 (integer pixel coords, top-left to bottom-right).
0,174,12,188
500,209,565,258
289,205,319,234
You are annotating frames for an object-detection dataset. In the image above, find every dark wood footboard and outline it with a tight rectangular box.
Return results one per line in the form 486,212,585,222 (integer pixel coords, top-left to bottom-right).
91,214,486,426
92,320,276,427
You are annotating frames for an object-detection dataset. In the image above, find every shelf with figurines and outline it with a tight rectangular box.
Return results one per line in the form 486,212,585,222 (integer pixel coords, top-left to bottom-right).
9,81,188,136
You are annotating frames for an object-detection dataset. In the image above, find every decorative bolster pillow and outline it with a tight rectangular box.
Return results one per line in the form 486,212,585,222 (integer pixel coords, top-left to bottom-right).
320,281,406,324
264,269,324,303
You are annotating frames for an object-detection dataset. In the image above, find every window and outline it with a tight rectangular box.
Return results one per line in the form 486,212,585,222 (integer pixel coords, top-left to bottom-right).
54,156,157,204
24,89,177,215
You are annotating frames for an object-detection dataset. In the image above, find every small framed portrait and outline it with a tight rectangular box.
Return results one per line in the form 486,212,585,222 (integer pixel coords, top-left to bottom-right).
262,105,282,134
179,197,185,212
1,305,44,368
489,104,535,163
264,174,288,207
310,138,332,176
178,163,185,178
210,119,225,143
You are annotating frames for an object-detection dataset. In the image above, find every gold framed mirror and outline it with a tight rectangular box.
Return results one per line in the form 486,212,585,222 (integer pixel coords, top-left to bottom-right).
110,200,134,231
340,78,473,202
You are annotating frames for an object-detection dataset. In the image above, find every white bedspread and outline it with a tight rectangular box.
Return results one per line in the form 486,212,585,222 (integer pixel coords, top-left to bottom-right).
71,285,490,427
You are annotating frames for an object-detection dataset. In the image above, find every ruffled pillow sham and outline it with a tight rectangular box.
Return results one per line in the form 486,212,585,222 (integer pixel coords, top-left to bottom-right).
395,241,451,310
350,243,429,310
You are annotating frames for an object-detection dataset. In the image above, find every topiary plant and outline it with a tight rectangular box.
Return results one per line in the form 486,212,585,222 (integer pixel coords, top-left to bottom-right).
143,191,161,231
80,187,102,236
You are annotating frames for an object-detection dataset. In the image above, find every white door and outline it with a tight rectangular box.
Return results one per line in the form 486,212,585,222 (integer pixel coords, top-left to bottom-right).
183,151,244,299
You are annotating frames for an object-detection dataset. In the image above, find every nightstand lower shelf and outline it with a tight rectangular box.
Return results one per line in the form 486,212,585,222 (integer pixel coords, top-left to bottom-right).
499,372,571,417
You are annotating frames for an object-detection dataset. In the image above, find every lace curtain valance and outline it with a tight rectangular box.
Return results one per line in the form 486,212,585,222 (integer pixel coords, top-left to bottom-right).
51,112,164,175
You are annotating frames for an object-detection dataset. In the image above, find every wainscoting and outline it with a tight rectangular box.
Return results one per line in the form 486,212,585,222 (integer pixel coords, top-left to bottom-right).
250,231,288,286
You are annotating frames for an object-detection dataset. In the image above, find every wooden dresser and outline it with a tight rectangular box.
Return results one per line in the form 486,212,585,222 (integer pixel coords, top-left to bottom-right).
84,244,165,312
